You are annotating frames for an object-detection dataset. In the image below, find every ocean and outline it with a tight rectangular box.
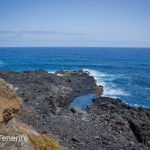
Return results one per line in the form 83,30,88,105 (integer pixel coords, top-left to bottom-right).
0,47,150,108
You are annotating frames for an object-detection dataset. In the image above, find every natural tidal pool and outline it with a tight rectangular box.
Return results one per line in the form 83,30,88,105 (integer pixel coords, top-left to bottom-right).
70,94,95,110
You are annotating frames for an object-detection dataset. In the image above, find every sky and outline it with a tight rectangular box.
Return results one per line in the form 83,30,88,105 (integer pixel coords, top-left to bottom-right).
0,0,150,47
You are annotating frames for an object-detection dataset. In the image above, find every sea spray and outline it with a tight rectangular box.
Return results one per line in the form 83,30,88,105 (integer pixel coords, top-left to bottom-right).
83,69,130,98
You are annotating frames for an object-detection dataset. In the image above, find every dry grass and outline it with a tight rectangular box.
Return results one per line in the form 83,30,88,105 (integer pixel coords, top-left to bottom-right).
17,119,64,150
0,79,63,150
29,134,64,150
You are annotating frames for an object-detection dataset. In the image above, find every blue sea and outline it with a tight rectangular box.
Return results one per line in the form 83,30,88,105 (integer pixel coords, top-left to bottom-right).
0,47,150,108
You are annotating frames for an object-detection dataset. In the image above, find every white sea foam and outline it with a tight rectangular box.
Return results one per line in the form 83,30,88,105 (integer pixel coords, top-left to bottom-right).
132,104,143,107
48,71,64,76
56,73,64,76
83,69,130,97
125,102,148,108
48,71,55,74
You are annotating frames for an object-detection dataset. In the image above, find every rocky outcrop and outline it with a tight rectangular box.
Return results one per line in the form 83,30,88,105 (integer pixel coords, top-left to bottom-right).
55,70,88,76
0,70,102,109
0,70,150,150
88,96,150,149
0,78,63,150
0,70,102,149
0,79,22,124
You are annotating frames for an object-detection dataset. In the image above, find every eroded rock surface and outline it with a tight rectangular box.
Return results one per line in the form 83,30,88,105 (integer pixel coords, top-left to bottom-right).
0,79,22,124
88,97,150,149
0,70,100,109
0,70,150,150
0,77,63,150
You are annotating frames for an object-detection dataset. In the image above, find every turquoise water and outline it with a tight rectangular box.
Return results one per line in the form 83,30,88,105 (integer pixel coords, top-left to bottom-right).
0,47,150,107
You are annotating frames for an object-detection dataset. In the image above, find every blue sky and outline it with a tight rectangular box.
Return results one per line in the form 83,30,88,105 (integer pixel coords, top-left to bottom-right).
0,0,150,47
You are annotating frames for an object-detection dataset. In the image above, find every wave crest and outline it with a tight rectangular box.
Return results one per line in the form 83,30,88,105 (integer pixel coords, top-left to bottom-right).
83,69,130,97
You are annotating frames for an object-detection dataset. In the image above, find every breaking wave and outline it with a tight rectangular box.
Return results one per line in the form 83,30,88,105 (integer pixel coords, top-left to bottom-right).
83,69,130,98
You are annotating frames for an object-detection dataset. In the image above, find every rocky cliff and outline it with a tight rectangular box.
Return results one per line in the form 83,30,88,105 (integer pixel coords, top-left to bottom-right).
0,79,22,124
0,77,63,150
0,70,149,150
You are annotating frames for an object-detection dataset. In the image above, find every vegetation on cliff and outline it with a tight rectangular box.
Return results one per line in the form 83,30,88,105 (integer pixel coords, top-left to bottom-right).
0,78,63,150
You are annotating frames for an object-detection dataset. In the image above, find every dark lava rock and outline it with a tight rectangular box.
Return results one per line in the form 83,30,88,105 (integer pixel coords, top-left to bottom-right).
0,70,101,109
0,70,149,150
88,96,150,149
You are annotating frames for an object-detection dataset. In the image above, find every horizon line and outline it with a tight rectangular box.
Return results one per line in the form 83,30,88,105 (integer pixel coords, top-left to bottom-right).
0,46,150,49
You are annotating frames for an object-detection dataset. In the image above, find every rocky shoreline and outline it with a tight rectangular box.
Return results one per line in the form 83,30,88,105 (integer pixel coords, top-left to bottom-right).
0,70,150,150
